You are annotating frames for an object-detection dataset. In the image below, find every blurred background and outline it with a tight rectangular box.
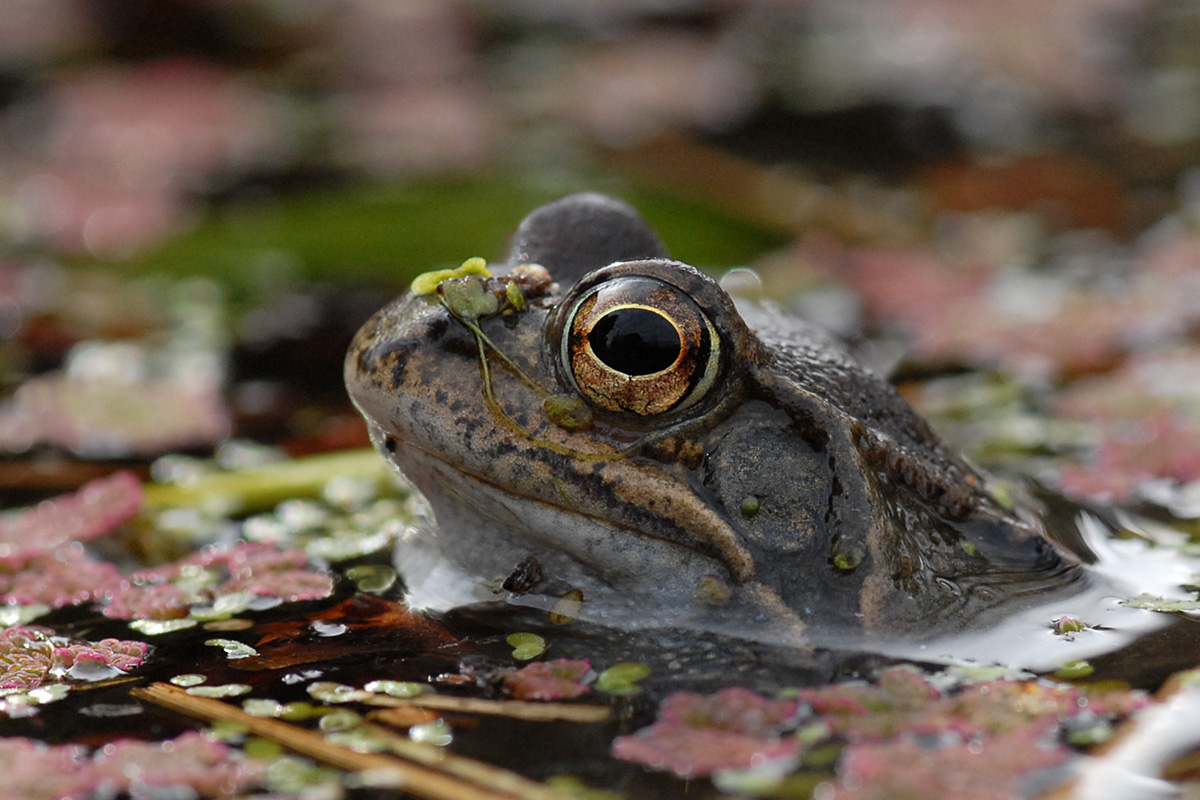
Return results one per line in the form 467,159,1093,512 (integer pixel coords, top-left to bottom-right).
6,0,1196,270
3,0,1200,506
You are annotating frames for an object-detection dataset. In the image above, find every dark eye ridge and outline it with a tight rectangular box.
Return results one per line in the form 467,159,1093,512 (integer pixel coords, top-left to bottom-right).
587,307,681,375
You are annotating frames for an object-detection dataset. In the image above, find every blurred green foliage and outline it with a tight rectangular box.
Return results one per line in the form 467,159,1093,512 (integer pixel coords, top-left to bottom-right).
105,175,785,297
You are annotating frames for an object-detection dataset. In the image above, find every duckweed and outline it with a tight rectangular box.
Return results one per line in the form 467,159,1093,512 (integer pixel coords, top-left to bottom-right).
507,632,548,661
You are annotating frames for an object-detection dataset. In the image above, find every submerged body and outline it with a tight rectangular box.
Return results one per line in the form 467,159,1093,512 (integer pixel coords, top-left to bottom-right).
345,194,1088,648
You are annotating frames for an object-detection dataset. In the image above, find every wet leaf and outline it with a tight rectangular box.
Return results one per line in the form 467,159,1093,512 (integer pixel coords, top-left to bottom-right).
233,594,462,672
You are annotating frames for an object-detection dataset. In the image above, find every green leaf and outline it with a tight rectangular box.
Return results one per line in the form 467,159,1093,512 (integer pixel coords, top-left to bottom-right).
507,632,547,661
596,662,651,695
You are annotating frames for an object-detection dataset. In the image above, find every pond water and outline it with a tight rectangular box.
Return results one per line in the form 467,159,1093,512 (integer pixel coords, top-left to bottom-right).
2,449,1199,800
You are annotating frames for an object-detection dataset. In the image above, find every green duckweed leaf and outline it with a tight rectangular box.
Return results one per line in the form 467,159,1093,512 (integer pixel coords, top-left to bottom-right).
507,632,547,661
596,662,651,695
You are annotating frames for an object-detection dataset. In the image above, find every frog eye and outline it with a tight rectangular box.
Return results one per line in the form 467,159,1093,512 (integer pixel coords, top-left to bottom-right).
561,276,721,416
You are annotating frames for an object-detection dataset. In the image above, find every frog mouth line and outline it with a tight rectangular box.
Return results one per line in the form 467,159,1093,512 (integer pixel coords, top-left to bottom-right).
390,434,825,640
386,432,753,588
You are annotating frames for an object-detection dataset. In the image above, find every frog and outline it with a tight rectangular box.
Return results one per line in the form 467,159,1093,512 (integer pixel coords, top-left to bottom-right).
344,193,1087,648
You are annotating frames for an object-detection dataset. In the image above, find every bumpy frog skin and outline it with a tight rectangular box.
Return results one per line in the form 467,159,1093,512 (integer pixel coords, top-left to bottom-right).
345,194,1085,646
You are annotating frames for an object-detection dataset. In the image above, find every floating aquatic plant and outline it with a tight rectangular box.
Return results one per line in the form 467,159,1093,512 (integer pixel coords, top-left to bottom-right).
53,637,150,675
504,658,593,701
308,681,376,704
507,631,546,660
0,627,54,692
205,639,259,660
595,662,651,695
0,738,93,800
831,727,1069,800
0,626,149,717
0,549,123,609
0,626,149,693
799,666,1145,741
1123,593,1200,613
103,581,192,621
0,473,146,613
615,666,1149,791
612,686,803,778
102,541,333,621
1053,615,1087,635
88,731,266,797
222,567,334,601
0,471,142,564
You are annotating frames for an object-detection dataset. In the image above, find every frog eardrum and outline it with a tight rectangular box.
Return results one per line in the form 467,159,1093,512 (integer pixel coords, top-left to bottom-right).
555,267,723,417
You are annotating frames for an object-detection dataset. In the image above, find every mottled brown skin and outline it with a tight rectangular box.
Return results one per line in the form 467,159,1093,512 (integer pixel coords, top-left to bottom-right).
345,193,1084,645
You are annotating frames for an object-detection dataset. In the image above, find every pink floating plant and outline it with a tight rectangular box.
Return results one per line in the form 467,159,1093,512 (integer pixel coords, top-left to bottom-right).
504,658,593,701
0,471,142,564
90,731,266,798
102,541,333,621
0,549,124,608
0,626,149,692
613,687,802,778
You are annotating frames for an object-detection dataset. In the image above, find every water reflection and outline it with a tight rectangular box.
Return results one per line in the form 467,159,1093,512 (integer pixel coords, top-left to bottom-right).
428,503,1200,689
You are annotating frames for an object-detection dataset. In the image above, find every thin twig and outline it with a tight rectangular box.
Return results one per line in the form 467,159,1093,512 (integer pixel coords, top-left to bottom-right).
365,692,611,723
359,722,581,800
131,682,575,800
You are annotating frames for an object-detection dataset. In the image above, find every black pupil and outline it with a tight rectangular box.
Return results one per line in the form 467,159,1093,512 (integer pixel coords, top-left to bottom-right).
588,308,681,375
